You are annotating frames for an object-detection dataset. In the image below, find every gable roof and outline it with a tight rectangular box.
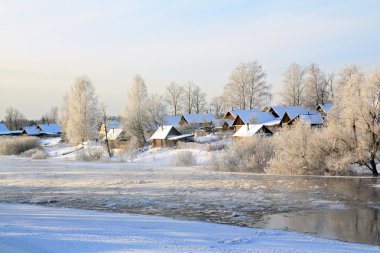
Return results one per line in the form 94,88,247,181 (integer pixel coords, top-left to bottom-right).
270,106,306,118
224,109,261,119
36,123,61,134
0,123,9,132
163,116,181,126
182,113,214,124
150,126,182,140
233,111,277,125
21,126,41,136
108,120,120,129
212,119,233,128
233,124,272,137
285,110,320,122
297,114,324,125
317,103,333,114
104,128,126,141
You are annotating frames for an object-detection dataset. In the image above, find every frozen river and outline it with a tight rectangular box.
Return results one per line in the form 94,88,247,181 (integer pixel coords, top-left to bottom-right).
0,156,379,245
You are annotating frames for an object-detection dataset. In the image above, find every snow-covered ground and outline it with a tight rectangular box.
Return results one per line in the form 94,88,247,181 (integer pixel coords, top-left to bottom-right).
0,203,379,253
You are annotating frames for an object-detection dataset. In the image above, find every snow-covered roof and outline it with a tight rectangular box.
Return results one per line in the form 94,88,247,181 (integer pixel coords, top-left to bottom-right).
212,119,233,128
225,109,261,119
104,128,125,141
0,123,9,132
182,113,214,124
21,126,41,136
298,114,324,125
233,124,272,137
270,106,306,118
167,134,194,140
235,111,277,125
37,123,61,134
263,119,281,126
285,109,320,121
163,116,181,126
150,126,181,140
317,103,333,113
106,120,120,129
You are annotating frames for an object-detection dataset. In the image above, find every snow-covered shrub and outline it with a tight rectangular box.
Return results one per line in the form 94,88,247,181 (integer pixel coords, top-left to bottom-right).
267,124,330,175
120,136,140,162
75,147,103,161
20,148,40,157
211,136,274,173
31,149,48,159
0,136,40,155
171,150,197,166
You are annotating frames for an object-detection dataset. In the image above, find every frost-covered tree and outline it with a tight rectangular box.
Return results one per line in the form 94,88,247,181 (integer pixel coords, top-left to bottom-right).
209,96,226,119
183,82,195,114
123,75,148,144
191,85,207,113
304,63,329,107
60,76,100,145
145,93,167,131
4,107,27,130
223,62,270,109
281,63,306,106
165,82,184,115
328,68,380,176
40,106,58,124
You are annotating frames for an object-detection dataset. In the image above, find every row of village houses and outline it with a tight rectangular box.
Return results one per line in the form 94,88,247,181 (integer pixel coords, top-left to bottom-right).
0,104,333,148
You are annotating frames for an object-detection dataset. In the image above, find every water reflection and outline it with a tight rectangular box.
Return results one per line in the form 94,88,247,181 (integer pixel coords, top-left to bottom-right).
257,208,380,245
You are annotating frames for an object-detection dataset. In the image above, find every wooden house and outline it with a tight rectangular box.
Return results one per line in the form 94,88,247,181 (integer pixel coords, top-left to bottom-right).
0,123,23,136
36,123,61,137
287,113,324,127
233,124,273,140
280,110,321,126
150,126,193,148
212,119,234,132
267,106,306,118
223,109,260,121
316,103,333,117
232,111,278,132
99,119,120,138
162,116,182,128
179,113,214,128
20,126,41,136
103,128,129,148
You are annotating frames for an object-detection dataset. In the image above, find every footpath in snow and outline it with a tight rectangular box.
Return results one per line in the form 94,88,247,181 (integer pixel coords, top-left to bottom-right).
0,203,379,253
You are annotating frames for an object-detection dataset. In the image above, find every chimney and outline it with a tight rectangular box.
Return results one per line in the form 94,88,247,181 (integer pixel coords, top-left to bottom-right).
247,123,250,130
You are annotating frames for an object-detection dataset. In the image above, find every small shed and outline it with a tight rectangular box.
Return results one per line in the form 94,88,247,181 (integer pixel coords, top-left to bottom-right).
233,124,273,140
150,126,187,148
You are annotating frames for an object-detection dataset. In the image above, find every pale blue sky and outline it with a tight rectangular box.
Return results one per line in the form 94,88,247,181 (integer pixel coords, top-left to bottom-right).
1,0,379,119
